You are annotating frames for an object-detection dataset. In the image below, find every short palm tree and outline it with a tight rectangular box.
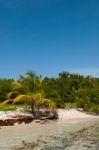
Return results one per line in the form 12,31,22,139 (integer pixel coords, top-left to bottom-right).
12,92,56,118
4,71,56,118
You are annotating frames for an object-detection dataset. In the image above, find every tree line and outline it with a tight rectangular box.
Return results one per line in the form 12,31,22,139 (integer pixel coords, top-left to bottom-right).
0,71,99,113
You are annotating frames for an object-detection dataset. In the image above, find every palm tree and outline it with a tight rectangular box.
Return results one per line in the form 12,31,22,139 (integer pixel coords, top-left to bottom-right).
4,71,56,118
18,71,42,93
12,92,56,118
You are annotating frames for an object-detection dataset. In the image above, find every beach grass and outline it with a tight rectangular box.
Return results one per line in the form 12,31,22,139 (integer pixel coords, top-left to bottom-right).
0,104,22,111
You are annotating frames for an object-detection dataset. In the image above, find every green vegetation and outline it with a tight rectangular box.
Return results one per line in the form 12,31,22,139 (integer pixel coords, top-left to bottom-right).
0,104,21,111
0,79,13,102
0,71,99,113
0,71,56,118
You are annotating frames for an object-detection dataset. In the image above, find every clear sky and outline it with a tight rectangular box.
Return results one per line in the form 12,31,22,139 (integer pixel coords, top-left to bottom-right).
0,0,99,78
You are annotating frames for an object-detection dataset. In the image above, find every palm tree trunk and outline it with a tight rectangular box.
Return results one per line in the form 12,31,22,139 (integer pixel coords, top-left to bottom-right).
31,102,35,117
31,103,39,119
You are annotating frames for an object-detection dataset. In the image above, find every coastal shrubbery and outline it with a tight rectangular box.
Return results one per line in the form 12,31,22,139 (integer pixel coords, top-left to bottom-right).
0,71,99,113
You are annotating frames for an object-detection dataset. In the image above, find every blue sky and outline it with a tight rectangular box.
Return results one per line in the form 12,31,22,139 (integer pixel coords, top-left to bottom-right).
0,0,99,78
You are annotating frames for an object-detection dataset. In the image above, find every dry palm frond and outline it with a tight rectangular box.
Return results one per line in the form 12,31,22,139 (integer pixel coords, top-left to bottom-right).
37,98,56,111
48,100,56,111
33,93,42,104
1,99,13,105
13,95,31,104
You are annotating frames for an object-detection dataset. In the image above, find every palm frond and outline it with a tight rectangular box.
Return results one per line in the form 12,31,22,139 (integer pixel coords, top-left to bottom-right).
26,71,37,80
48,100,56,111
1,99,13,105
13,95,31,104
7,91,19,99
13,82,25,91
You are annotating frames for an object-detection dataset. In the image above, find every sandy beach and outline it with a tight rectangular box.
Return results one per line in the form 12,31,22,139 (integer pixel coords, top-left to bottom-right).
0,108,98,120
0,109,99,150
58,109,99,120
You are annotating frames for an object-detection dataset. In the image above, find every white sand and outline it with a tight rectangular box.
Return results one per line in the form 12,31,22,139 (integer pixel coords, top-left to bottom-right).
0,114,99,150
0,109,99,150
58,109,98,120
0,108,98,120
0,108,33,120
